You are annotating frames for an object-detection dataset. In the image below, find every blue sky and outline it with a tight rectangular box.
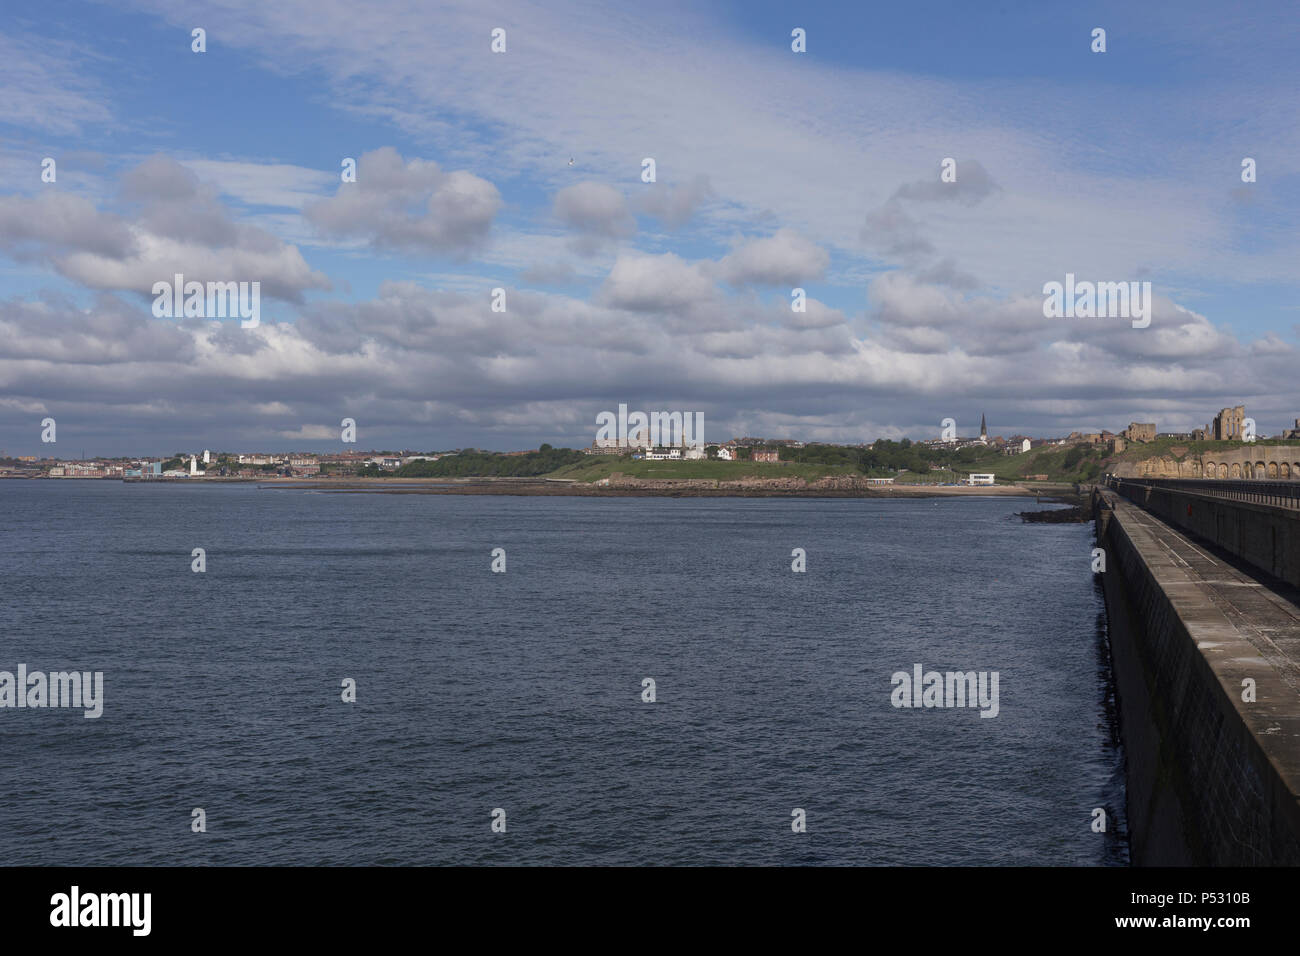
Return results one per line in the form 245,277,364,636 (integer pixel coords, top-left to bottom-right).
2,0,1299,456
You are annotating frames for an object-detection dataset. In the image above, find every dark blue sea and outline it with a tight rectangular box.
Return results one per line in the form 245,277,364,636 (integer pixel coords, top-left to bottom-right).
0,481,1127,865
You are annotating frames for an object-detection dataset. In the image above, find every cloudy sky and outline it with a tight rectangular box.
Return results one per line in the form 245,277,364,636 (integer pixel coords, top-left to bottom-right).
3,0,1299,456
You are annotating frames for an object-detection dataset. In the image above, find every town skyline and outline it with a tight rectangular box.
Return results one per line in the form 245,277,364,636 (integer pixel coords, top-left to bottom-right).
8,402,1300,464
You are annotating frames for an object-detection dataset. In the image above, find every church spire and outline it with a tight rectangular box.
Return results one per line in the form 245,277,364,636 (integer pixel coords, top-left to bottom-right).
979,413,987,440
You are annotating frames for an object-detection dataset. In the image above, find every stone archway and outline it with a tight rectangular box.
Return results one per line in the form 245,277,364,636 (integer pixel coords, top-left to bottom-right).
1230,463,1242,478
1256,461,1267,479
1204,461,1216,478
1283,463,1292,479
1269,462,1279,478
1219,463,1229,478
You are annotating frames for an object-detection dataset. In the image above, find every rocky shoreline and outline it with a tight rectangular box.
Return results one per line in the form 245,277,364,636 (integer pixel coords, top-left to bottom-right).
272,474,1041,498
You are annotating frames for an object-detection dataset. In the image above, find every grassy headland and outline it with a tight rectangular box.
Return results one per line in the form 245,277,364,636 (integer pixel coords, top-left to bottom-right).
345,436,1300,487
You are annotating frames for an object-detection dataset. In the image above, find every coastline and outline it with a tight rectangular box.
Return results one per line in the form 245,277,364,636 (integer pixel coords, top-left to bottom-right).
7,474,1082,500
259,476,1061,498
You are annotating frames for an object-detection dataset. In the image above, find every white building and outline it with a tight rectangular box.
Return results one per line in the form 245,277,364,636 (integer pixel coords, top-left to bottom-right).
965,473,995,486
716,447,733,461
644,447,683,460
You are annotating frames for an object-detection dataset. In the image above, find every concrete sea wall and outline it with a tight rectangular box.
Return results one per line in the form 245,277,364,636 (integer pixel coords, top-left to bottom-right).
1093,490,1300,865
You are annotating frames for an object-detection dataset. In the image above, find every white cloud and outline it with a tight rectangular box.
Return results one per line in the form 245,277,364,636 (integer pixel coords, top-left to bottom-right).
553,182,635,238
305,147,501,255
182,160,335,209
599,253,716,311
716,229,829,287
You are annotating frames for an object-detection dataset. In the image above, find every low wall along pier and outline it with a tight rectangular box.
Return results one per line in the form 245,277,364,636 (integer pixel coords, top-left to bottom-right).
1093,482,1300,865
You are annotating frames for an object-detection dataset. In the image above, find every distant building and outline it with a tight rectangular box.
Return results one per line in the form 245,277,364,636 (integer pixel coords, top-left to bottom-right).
1122,422,1156,443
965,473,995,486
716,447,733,461
593,430,649,451
864,476,894,485
751,449,779,463
1213,405,1246,441
1283,419,1300,440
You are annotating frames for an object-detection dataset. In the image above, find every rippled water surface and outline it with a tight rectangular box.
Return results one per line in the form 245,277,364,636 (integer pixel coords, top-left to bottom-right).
0,481,1127,865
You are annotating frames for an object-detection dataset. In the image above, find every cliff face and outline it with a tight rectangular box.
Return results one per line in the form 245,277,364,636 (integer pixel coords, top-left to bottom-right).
1115,445,1300,479
1113,456,1205,478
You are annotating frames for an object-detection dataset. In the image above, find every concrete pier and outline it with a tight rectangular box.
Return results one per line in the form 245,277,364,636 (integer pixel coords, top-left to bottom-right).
1094,485,1300,864
1111,477,1300,589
